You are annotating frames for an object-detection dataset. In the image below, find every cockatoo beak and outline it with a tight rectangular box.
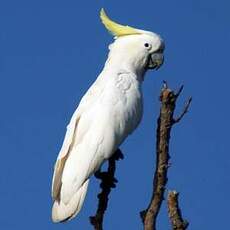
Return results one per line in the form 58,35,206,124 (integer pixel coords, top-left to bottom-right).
147,52,164,70
147,42,165,70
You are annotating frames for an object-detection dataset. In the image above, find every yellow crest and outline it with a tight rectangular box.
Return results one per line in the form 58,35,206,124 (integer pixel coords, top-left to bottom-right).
100,8,141,37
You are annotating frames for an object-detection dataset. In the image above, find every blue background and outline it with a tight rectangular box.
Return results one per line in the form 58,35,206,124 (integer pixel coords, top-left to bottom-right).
0,0,229,229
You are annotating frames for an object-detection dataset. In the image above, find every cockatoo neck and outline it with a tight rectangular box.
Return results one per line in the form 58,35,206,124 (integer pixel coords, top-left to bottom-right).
104,50,147,81
103,38,148,81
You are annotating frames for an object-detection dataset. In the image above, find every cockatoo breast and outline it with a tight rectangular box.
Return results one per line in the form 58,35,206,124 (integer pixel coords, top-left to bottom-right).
98,69,143,152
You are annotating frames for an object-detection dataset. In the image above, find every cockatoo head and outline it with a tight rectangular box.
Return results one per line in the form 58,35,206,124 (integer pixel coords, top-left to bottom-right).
100,9,164,75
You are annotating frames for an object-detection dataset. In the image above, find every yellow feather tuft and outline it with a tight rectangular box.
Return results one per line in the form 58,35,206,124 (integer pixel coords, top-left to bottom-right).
100,8,140,37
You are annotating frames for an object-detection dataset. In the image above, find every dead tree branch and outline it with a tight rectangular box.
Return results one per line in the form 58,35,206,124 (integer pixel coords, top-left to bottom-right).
89,149,123,230
167,191,189,230
140,82,191,230
173,98,192,124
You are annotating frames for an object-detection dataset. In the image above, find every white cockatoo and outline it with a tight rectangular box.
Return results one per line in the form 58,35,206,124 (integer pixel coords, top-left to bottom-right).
51,8,164,222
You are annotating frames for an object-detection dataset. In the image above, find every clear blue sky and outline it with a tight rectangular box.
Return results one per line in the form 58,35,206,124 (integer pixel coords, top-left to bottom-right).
0,0,229,229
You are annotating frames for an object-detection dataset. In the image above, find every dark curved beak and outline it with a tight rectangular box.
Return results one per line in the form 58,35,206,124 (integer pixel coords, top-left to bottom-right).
147,52,164,70
147,42,165,70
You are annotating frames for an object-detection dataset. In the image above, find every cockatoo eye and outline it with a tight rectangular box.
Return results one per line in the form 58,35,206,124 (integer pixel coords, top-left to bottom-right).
144,43,152,50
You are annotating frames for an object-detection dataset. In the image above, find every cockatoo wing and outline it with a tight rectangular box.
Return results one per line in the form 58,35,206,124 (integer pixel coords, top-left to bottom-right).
51,76,105,200
52,99,115,221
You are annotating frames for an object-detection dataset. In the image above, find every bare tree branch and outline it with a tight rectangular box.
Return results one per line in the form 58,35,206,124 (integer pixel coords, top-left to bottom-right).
173,97,192,124
89,149,123,230
167,191,189,230
140,82,191,230
175,85,184,98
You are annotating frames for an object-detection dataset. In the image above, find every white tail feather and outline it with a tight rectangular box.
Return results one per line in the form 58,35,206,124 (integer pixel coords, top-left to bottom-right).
52,179,89,222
